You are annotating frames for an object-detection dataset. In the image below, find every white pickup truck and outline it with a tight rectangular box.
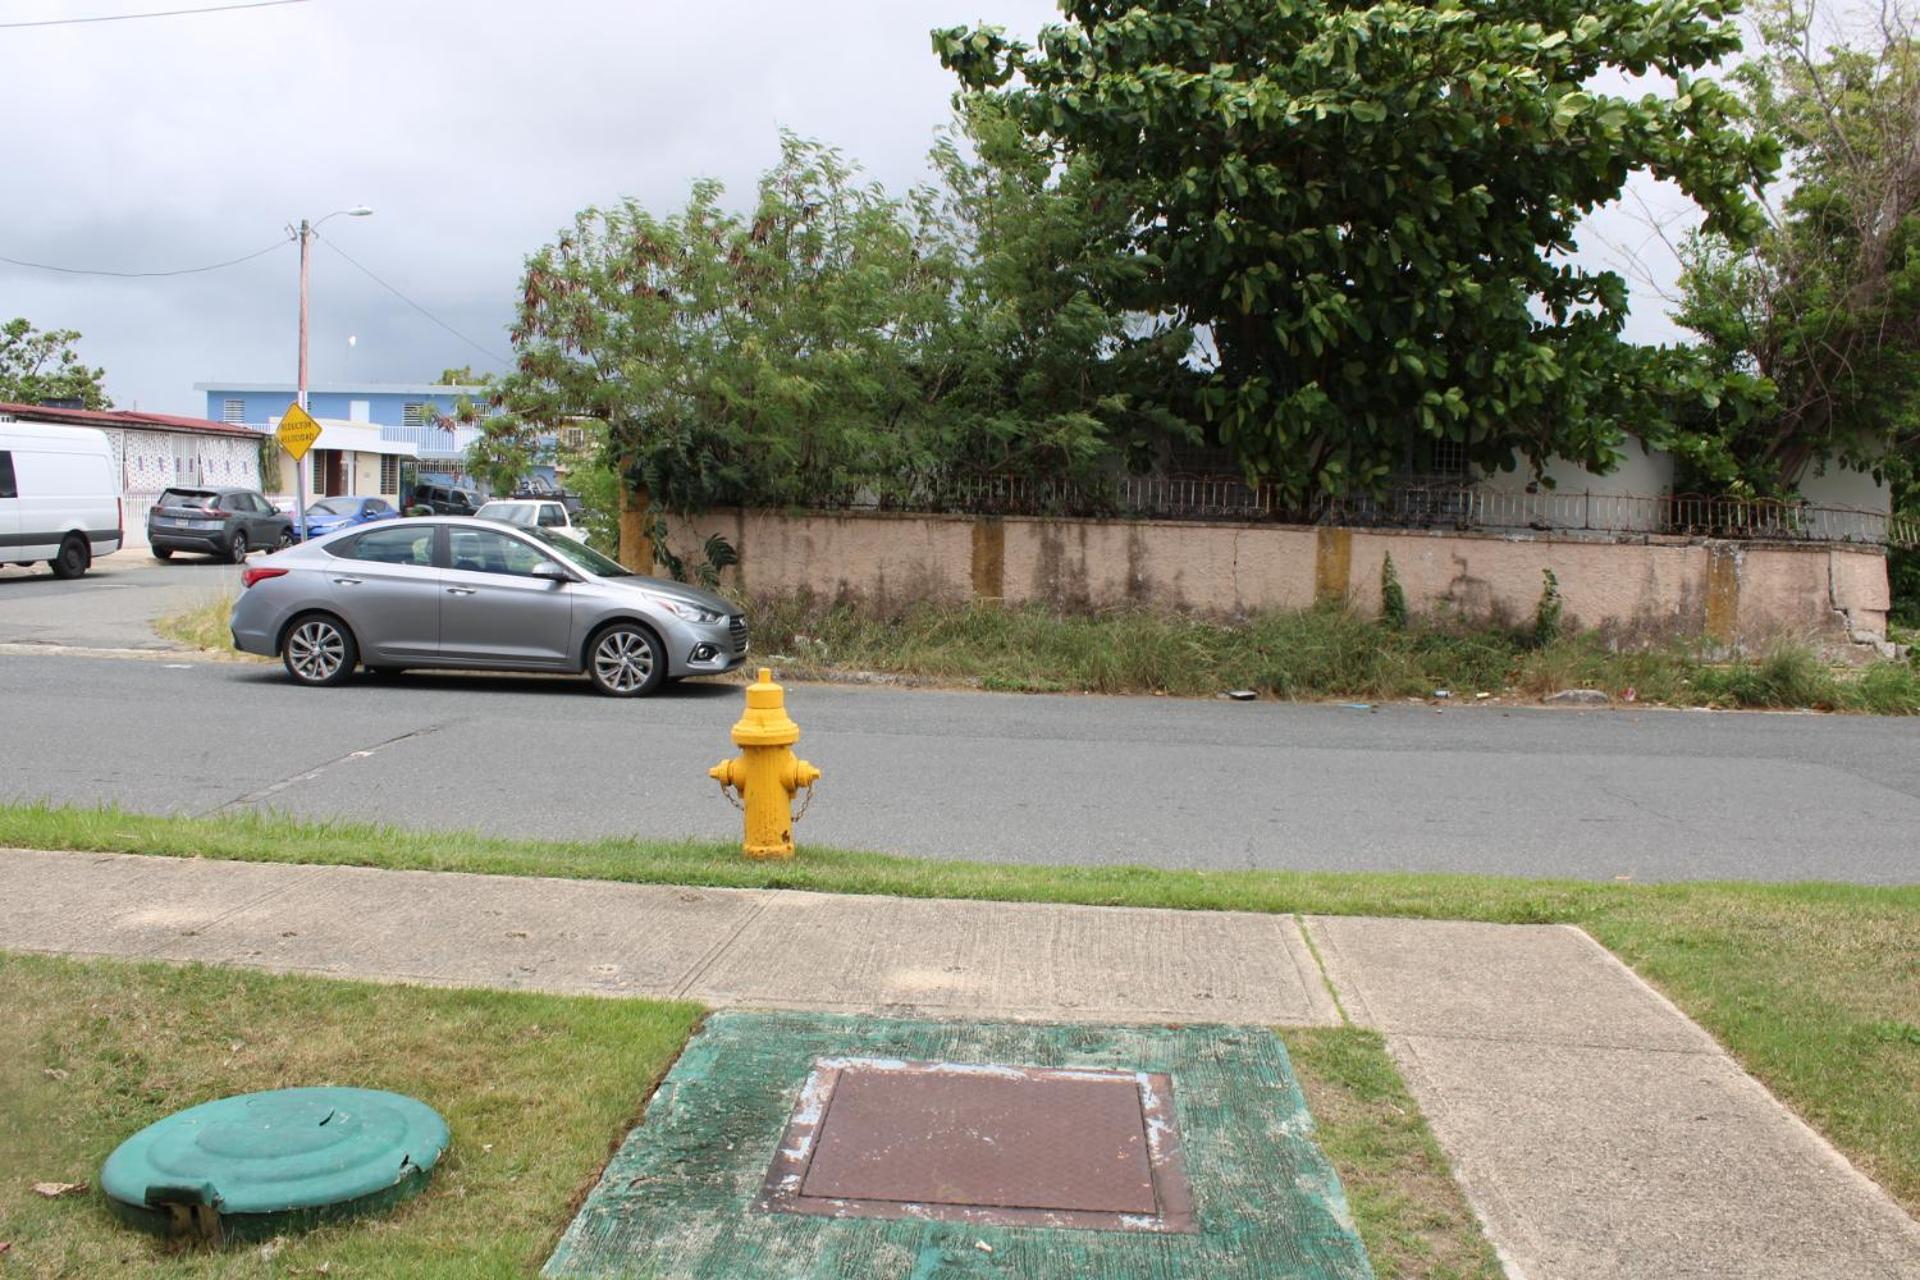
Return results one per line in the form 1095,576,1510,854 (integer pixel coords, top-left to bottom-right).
472,499,590,543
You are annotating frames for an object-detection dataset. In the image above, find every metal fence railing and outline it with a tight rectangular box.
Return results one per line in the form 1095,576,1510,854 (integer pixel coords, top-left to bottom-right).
821,474,1911,548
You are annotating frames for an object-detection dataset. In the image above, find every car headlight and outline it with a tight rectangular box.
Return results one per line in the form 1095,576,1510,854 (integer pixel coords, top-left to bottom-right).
648,595,725,624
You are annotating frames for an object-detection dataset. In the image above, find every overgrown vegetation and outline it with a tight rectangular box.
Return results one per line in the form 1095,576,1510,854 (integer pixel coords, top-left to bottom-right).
3,802,1915,1218
1672,0,1920,498
750,595,1920,713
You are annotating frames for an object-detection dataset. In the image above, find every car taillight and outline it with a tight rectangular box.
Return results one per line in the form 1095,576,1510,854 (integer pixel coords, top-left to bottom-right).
241,566,289,589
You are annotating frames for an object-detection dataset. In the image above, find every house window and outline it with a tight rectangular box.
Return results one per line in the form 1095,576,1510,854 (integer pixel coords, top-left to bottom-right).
402,402,426,428
222,399,246,424
379,455,400,494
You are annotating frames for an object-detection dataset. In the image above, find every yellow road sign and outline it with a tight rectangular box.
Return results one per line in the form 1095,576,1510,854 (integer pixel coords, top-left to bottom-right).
276,402,323,461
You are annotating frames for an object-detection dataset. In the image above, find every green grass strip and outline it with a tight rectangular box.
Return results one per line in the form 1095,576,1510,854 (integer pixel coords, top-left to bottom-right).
3,800,1916,1220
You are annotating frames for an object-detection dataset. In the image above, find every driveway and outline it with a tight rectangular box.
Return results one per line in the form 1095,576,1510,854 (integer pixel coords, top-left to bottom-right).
0,549,243,651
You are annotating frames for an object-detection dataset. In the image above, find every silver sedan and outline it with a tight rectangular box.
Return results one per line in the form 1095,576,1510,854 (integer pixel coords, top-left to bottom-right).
229,517,746,696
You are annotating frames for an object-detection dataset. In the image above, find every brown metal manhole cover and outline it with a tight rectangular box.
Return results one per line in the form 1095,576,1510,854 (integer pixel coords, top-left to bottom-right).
755,1058,1196,1233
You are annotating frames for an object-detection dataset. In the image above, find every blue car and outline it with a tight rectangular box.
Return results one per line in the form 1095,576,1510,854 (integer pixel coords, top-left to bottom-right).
294,495,400,541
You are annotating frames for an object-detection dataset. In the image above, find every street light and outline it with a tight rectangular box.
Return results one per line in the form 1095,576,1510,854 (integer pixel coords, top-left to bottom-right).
291,205,372,539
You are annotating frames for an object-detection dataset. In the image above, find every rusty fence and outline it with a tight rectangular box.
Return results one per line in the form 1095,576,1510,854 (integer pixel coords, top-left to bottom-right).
828,475,1910,547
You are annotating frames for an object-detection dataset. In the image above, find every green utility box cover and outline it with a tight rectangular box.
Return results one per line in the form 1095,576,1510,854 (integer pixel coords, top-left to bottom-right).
101,1086,449,1243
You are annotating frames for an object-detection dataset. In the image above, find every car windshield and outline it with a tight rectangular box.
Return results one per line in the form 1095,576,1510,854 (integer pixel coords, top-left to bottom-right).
527,526,632,576
159,489,217,509
310,498,359,516
477,502,537,527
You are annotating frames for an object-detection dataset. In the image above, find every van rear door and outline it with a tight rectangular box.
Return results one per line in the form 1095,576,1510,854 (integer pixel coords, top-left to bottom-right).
0,451,19,558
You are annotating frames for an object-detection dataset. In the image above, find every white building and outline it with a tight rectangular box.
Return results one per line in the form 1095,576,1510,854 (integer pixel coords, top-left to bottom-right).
263,414,419,508
0,401,264,549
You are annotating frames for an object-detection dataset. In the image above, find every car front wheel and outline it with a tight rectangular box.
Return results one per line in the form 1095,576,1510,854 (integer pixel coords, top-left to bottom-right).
275,529,294,550
283,614,358,687
586,623,665,697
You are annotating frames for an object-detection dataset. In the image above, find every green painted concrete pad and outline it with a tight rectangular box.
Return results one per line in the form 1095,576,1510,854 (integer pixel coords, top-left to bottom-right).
101,1086,449,1243
546,1012,1373,1279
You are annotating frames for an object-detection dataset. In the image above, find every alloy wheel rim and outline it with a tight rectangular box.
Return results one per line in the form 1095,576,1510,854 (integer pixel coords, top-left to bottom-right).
289,622,345,682
594,631,653,692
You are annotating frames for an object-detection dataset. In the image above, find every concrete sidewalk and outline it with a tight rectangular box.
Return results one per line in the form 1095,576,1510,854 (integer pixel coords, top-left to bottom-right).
4,847,1916,1279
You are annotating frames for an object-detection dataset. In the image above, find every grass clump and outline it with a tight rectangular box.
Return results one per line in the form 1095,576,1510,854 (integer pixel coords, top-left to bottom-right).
152,594,259,660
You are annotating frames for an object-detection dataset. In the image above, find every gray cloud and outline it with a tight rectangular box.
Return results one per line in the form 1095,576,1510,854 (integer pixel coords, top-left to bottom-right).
2,0,1693,416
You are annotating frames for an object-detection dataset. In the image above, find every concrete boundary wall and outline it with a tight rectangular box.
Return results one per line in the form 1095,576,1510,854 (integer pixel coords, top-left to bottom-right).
676,508,1891,648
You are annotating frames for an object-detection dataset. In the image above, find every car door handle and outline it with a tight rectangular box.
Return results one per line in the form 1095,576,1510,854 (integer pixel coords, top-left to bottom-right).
446,586,477,596
331,576,363,586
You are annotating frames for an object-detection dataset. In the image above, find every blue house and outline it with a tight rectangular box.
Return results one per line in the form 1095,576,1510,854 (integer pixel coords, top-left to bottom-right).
194,379,495,482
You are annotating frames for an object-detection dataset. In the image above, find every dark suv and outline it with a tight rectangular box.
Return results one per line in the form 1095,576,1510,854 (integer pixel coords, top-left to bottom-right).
148,487,294,563
408,484,478,515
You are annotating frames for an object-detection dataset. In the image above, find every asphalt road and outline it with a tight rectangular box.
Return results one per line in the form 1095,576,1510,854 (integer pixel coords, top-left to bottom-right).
1,652,1915,883
0,550,243,650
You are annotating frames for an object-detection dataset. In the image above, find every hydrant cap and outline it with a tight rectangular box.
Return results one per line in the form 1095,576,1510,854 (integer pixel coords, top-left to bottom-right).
745,667,784,710
732,667,802,746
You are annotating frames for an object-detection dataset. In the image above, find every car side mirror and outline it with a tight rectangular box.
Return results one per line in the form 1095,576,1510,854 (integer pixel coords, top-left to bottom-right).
530,561,570,584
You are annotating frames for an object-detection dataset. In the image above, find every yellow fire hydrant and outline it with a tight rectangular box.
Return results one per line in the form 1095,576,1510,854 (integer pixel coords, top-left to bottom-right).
710,667,821,860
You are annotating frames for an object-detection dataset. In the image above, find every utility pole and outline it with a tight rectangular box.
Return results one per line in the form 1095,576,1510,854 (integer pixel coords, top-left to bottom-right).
295,217,312,543
288,206,371,542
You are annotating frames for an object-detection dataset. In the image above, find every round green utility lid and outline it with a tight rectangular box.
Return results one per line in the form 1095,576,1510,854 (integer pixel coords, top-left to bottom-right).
101,1087,449,1243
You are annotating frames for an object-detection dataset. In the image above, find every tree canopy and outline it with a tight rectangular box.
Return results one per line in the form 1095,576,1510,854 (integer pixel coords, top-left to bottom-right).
936,0,1779,504
1671,0,1920,497
0,318,110,410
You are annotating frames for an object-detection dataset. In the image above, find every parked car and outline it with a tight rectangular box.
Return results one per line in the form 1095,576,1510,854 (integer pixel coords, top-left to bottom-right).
229,516,748,696
295,495,399,541
474,498,588,543
510,481,583,514
0,422,123,578
407,484,477,515
148,486,293,563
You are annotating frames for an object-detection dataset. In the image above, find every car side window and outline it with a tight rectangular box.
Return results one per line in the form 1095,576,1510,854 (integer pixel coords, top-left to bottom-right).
448,527,553,578
0,452,15,500
538,504,564,527
346,525,436,566
368,499,391,514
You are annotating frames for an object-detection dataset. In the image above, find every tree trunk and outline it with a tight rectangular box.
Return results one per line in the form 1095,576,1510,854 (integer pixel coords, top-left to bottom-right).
619,469,654,574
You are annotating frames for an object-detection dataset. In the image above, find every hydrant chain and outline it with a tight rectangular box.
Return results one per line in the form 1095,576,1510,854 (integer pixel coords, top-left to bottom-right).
709,667,820,860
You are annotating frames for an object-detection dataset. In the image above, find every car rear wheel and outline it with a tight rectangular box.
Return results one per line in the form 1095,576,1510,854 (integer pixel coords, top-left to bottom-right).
49,534,89,580
227,531,249,564
283,614,358,687
587,622,665,698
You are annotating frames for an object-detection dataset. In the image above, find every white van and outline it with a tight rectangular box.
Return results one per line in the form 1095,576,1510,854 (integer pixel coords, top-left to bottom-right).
0,422,123,578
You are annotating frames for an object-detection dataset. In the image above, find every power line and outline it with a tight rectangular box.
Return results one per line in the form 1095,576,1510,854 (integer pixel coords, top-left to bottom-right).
0,235,292,278
0,0,308,30
315,234,511,366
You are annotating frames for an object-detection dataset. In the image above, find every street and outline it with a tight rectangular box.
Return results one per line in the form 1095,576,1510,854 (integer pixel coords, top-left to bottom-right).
1,649,1915,883
0,550,242,651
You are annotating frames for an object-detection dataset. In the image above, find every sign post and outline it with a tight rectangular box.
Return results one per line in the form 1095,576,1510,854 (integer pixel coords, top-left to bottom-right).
276,403,323,542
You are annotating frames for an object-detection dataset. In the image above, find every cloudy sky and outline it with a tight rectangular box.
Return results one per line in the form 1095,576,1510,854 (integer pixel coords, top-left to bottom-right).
2,0,1698,417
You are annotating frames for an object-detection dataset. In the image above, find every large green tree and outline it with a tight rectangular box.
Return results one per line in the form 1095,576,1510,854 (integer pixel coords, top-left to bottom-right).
936,0,1778,507
0,318,110,409
914,102,1200,495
